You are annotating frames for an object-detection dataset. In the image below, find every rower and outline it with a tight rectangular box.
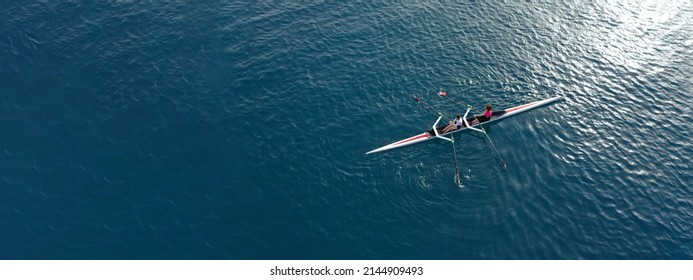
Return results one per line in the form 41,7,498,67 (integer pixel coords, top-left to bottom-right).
471,103,493,125
442,114,463,133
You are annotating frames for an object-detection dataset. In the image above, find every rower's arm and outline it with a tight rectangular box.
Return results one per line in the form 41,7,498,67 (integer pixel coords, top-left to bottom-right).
462,108,484,133
432,116,453,142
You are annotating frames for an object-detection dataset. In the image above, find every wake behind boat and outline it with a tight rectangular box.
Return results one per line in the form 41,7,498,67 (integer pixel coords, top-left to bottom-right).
366,96,563,154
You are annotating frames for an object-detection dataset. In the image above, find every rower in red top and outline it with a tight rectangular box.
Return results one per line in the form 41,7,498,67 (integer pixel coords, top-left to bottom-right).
471,103,493,125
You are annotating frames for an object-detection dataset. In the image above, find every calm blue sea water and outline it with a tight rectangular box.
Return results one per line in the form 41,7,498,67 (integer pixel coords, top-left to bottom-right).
1,1,691,259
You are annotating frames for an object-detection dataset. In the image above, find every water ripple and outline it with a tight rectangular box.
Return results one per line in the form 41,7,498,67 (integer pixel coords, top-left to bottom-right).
2,0,691,259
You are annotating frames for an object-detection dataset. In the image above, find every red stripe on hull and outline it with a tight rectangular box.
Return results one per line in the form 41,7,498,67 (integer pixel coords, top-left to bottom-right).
504,102,535,113
391,133,429,145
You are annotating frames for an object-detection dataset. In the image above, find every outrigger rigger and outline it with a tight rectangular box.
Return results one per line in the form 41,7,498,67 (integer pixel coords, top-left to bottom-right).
366,94,563,185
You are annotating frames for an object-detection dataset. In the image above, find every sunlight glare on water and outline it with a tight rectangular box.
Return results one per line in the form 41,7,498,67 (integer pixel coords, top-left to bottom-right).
0,0,691,259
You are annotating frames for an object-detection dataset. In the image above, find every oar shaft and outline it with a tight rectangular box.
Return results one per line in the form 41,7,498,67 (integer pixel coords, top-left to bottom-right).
480,124,507,170
450,133,463,186
413,95,441,116
416,94,463,185
447,93,507,170
440,93,473,109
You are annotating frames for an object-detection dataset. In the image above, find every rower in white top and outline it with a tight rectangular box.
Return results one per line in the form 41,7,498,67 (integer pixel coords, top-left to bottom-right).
442,114,464,134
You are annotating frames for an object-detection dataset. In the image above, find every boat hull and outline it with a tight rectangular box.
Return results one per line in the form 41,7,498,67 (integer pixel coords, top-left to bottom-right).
366,96,563,154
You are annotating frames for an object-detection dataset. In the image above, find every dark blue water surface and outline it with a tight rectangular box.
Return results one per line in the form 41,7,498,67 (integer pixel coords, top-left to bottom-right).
2,1,691,259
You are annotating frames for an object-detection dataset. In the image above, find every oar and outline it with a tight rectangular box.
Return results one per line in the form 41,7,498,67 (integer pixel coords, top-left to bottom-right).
444,90,507,170
412,95,441,116
450,133,463,187
414,94,463,186
438,89,475,109
477,122,507,170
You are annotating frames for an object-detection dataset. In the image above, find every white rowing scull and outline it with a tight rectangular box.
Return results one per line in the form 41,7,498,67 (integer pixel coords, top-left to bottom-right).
366,96,564,155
